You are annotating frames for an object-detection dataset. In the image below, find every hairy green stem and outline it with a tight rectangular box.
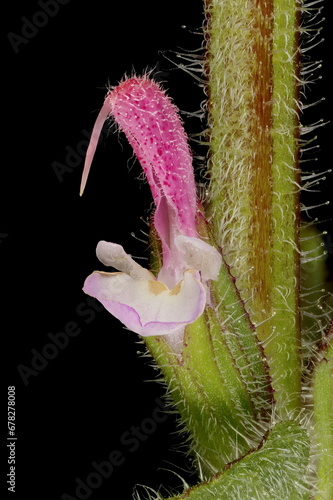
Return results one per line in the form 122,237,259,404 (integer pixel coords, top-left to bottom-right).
313,333,333,499
204,0,302,417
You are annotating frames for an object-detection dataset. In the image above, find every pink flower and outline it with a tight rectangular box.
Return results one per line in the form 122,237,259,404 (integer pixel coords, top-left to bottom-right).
81,77,221,339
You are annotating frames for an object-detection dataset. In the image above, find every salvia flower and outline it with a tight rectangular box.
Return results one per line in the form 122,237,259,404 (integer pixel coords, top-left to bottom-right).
81,76,221,339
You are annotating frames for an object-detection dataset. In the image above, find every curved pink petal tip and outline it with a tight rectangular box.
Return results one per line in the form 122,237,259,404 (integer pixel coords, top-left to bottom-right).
80,77,197,239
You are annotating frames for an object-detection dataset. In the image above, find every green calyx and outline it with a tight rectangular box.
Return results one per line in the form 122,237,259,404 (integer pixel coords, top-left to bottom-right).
164,421,310,500
145,210,271,477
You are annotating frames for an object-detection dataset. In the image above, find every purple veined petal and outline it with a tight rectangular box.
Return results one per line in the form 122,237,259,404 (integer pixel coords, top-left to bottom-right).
83,269,206,336
96,240,154,280
80,77,198,246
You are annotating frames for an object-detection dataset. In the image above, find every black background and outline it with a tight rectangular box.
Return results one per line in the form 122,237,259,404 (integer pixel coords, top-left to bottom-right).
2,1,333,499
